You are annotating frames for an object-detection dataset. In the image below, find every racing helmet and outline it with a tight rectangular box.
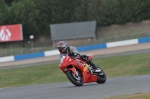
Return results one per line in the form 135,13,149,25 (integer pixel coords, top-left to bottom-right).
57,41,67,53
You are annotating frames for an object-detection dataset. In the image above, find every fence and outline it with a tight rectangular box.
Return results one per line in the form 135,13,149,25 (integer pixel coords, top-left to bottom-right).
0,32,150,57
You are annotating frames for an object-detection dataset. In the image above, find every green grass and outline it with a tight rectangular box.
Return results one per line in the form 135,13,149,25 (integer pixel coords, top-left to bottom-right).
0,52,150,88
0,64,68,88
94,52,150,78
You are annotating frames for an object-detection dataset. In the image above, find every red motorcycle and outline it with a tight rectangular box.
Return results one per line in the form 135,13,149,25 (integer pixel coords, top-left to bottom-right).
59,54,106,86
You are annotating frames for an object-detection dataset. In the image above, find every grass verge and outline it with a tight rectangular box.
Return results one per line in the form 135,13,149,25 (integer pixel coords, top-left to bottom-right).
0,52,150,88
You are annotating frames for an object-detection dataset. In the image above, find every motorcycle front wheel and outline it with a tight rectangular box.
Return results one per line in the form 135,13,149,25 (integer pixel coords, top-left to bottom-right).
66,70,83,86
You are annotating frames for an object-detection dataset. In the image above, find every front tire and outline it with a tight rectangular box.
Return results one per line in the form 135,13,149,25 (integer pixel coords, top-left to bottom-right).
66,70,83,86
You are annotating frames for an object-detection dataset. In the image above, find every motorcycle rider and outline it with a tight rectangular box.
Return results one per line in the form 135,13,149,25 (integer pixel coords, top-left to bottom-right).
57,41,101,73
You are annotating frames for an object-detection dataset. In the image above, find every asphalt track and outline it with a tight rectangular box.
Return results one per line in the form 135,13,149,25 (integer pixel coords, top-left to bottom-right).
0,75,150,99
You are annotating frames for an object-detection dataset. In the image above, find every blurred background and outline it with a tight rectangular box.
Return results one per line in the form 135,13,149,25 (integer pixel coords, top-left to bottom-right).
1,0,150,57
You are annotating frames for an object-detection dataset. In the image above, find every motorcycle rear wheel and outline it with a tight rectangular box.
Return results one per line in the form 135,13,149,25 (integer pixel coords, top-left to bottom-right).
96,68,106,84
66,70,83,86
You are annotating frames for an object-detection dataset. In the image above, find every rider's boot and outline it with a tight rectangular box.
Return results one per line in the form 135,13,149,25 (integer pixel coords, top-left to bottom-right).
94,68,101,73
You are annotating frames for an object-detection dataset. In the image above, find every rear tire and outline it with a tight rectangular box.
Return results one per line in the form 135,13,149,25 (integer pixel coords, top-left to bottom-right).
96,68,106,84
66,70,83,86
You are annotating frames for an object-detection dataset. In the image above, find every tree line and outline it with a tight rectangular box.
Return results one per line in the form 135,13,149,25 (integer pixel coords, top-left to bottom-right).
1,0,150,37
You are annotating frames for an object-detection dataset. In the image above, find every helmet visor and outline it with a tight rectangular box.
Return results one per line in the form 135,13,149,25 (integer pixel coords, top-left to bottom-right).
58,47,65,52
